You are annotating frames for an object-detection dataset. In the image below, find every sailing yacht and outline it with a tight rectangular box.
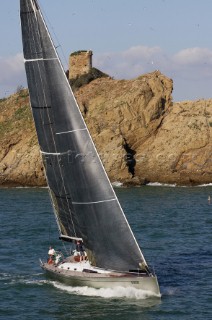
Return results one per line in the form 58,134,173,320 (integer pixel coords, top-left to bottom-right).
20,0,160,295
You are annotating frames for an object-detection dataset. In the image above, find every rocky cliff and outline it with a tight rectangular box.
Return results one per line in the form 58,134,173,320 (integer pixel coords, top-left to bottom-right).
0,70,212,187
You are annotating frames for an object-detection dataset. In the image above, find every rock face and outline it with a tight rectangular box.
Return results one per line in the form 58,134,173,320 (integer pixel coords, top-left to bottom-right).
0,71,212,187
0,90,44,187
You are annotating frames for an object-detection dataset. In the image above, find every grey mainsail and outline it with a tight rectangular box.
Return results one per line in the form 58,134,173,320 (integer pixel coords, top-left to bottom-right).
20,0,147,271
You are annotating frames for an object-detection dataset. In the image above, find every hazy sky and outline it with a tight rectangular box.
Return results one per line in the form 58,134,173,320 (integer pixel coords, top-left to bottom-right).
1,0,212,101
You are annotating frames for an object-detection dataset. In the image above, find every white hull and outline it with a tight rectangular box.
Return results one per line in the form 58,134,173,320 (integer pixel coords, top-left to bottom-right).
41,260,160,296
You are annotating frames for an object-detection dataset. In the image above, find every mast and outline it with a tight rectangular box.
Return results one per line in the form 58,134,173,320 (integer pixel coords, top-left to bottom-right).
20,0,148,271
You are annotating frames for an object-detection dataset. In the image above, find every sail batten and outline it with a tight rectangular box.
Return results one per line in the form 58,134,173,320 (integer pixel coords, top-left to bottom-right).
25,58,58,62
20,0,148,271
41,151,69,155
72,199,116,205
56,128,87,135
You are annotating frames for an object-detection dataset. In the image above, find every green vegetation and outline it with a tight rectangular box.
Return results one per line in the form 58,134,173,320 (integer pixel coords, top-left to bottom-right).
18,90,29,99
16,87,29,98
14,104,31,121
69,67,108,91
0,119,14,137
70,50,88,56
0,98,32,140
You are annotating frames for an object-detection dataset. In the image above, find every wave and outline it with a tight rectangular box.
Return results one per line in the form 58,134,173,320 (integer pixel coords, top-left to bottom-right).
196,183,212,187
21,279,49,285
51,282,161,300
0,186,48,190
15,186,48,189
112,181,123,187
0,272,47,286
147,182,212,188
147,182,177,187
0,273,11,280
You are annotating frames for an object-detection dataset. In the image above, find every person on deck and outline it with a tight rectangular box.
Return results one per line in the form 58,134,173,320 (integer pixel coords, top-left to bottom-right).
76,240,85,262
48,246,56,264
48,246,56,256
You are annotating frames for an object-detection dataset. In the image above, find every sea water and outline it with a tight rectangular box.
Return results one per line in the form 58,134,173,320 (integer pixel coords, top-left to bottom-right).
0,186,211,320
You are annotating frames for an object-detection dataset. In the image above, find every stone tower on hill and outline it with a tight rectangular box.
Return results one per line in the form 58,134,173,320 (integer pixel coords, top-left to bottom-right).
69,50,93,80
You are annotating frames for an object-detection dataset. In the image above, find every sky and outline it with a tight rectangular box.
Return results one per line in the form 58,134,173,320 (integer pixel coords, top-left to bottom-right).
1,0,212,101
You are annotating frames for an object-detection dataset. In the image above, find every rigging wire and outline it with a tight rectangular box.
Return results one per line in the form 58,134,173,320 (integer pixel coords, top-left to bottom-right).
38,1,69,71
62,241,70,256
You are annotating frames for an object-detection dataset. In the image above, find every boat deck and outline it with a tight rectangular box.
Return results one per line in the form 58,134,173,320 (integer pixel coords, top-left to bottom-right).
42,257,149,279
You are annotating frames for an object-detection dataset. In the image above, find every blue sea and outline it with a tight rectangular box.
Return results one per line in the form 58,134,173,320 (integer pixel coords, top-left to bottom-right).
0,186,211,320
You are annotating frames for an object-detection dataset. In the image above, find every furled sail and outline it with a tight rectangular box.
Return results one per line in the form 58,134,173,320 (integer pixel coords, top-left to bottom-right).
20,0,147,271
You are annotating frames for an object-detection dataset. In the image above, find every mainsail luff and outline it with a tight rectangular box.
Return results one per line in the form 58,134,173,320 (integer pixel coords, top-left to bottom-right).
20,0,148,271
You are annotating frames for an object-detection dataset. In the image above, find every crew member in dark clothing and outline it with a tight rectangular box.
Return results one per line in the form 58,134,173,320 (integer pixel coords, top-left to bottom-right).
76,240,85,261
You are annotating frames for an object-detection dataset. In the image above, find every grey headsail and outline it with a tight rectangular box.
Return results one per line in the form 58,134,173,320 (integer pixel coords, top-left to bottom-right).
20,0,147,271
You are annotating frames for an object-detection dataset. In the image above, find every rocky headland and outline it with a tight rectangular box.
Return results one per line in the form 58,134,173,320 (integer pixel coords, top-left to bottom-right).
0,70,212,187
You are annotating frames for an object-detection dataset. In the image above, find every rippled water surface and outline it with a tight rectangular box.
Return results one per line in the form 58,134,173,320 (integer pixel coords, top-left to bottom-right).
0,186,211,319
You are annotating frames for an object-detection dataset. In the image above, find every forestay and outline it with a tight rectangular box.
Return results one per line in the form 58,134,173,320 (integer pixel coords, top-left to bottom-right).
20,0,147,271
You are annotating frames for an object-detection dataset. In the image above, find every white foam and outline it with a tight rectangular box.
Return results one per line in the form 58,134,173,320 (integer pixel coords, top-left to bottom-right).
147,182,177,187
24,279,49,285
51,282,160,300
148,182,212,188
9,277,49,286
112,181,123,187
1,186,48,189
196,183,212,187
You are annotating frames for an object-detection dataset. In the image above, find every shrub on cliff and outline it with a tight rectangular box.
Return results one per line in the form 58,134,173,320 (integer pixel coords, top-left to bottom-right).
69,67,109,92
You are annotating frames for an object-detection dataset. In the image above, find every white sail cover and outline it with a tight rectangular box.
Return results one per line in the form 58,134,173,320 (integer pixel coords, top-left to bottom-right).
20,0,146,271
